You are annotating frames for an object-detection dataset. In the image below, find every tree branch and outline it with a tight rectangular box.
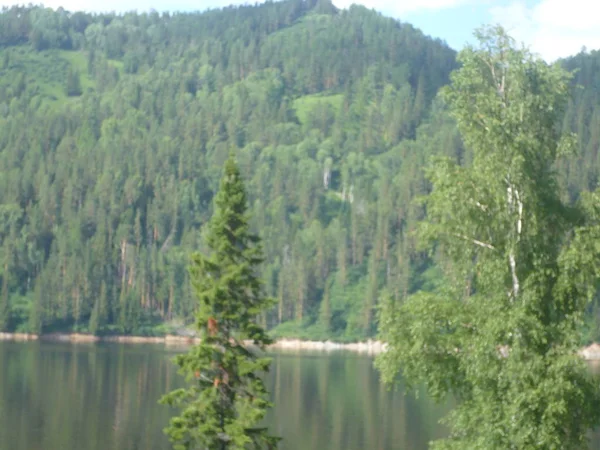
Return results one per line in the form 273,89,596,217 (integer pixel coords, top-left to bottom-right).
452,233,496,250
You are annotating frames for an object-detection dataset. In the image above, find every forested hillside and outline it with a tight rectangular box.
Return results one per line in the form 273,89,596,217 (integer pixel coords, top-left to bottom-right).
0,1,599,341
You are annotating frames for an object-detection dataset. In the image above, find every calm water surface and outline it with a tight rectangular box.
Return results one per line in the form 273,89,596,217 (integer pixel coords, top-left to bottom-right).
0,341,598,450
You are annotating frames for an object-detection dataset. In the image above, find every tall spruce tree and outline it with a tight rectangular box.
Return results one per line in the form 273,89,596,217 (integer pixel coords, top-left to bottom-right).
65,67,82,96
376,26,600,449
161,155,279,450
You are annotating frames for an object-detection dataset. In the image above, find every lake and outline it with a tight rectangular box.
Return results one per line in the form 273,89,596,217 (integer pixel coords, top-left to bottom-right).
0,341,598,450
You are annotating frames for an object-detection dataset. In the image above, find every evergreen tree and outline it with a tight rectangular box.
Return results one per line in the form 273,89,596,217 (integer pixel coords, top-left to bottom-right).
0,264,8,331
377,26,600,449
89,281,108,335
65,67,82,96
161,155,279,450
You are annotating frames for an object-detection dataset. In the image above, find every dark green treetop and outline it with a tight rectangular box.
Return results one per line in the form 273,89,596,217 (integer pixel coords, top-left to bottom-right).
161,154,279,450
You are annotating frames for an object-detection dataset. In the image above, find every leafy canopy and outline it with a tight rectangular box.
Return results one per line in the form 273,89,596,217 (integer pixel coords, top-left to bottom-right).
161,155,279,450
376,26,600,450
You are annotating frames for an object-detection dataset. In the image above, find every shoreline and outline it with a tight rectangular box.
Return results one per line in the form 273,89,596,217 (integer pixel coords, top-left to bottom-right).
0,332,387,354
1,332,599,359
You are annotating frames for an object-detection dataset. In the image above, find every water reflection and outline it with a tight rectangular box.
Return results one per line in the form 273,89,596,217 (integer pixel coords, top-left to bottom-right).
0,342,598,450
266,352,451,450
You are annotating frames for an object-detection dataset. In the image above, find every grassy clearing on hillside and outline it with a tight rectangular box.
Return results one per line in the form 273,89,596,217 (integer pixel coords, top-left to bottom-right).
0,47,67,101
293,93,343,125
58,50,94,91
0,47,123,106
298,12,334,24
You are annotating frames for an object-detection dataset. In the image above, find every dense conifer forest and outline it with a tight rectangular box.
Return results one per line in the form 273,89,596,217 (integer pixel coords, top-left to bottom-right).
0,0,599,341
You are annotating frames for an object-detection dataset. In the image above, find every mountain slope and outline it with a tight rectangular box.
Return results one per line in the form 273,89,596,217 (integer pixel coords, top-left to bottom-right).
0,0,460,339
1,1,599,342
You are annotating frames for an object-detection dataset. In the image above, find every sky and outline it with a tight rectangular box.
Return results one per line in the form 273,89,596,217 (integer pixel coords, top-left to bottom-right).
5,0,600,61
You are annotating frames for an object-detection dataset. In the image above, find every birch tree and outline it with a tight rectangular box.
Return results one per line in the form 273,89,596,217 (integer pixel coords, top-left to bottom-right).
377,26,600,450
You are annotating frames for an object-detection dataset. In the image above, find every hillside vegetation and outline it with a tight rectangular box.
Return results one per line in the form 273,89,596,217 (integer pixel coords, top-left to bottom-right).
0,1,599,341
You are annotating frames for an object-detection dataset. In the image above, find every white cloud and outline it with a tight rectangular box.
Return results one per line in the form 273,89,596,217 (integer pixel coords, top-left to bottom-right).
491,0,600,61
331,0,473,17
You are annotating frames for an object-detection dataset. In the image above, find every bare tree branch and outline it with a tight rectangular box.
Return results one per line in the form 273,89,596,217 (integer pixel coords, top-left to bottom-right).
452,233,496,250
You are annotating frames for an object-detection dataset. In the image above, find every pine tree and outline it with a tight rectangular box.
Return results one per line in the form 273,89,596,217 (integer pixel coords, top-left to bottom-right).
89,281,108,335
0,262,9,331
65,67,82,97
29,280,44,334
0,231,12,331
161,154,279,450
377,26,600,449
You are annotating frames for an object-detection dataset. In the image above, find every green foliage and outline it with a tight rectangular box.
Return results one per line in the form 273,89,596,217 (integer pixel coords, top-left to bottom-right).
0,2,600,344
293,93,343,127
0,0,460,340
65,67,82,96
582,304,600,344
0,47,94,104
377,26,600,449
161,155,278,449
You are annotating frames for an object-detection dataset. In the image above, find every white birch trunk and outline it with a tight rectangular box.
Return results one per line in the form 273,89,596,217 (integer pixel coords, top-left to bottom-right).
506,178,522,300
